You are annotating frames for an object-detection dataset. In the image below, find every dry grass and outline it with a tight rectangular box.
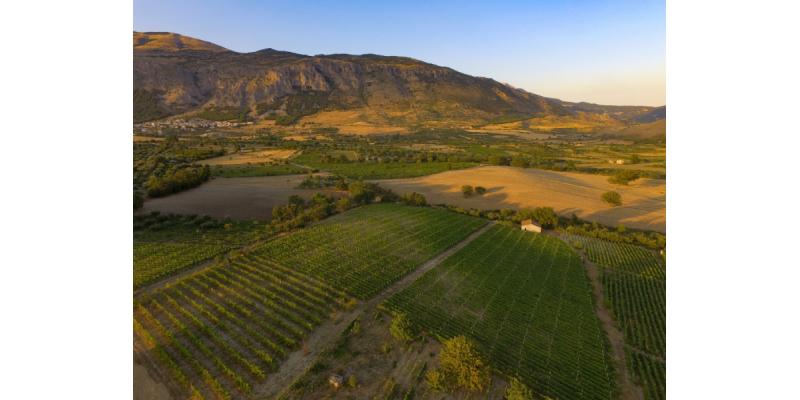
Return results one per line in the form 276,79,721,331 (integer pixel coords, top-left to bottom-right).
378,166,665,232
201,149,296,165
132,135,165,142
481,113,622,132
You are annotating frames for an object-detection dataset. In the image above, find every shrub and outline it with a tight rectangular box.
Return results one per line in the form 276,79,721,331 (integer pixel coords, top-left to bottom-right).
426,369,448,391
461,185,474,197
426,336,490,393
474,186,487,195
347,375,358,388
402,192,428,207
608,170,640,185
390,312,417,343
505,377,534,400
511,157,529,168
602,191,622,206
133,191,144,210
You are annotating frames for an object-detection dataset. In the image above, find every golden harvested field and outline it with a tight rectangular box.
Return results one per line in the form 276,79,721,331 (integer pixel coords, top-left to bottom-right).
140,175,343,220
132,135,165,142
378,166,665,232
201,149,296,165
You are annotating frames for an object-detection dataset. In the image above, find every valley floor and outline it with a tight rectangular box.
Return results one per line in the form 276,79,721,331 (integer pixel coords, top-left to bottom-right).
377,166,666,232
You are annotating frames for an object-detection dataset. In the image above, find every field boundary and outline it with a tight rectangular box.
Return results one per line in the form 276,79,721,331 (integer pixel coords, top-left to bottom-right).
261,220,494,399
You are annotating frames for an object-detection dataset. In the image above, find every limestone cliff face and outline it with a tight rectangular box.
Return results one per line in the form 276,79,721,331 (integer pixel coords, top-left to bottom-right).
133,32,657,124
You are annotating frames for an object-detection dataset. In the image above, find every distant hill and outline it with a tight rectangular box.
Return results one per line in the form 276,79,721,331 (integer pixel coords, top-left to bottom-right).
133,32,229,53
133,31,665,131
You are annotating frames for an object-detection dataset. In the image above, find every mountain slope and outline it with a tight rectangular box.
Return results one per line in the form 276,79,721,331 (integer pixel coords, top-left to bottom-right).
133,32,662,128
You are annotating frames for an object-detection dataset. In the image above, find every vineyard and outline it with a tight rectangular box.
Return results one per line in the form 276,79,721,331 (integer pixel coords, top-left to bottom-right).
134,213,269,289
133,255,350,400
384,224,617,400
248,203,487,298
134,242,229,289
564,233,666,400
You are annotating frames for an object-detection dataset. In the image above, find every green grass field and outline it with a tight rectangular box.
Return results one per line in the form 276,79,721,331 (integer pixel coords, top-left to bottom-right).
291,152,477,179
210,164,309,178
564,233,666,400
384,225,617,400
248,203,486,298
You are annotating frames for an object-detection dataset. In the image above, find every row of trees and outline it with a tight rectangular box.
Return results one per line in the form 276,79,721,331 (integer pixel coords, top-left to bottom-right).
444,205,559,229
268,181,428,233
145,165,211,198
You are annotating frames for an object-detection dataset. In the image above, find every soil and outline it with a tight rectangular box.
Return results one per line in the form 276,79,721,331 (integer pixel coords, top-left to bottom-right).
377,165,665,232
260,222,495,399
140,175,344,221
133,359,172,400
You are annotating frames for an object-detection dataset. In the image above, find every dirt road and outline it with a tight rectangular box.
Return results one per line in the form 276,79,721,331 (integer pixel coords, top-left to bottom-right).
257,221,495,399
567,237,644,400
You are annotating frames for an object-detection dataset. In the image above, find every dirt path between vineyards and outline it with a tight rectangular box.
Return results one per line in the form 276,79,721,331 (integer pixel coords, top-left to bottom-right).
581,253,644,400
256,221,495,399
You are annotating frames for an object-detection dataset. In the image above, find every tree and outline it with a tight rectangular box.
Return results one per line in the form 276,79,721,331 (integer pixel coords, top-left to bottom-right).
432,336,490,393
348,181,377,204
133,191,144,210
402,192,427,207
602,191,622,206
461,185,474,198
608,170,640,185
390,312,417,343
487,155,510,166
474,186,487,195
630,154,642,164
505,377,534,400
511,156,529,168
531,207,558,229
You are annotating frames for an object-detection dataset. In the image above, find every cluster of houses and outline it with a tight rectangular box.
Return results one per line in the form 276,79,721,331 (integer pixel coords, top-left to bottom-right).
134,118,253,134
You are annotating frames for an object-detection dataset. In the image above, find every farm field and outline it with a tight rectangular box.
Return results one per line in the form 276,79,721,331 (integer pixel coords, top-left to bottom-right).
209,164,308,178
134,242,228,289
292,152,478,179
201,148,296,166
139,175,343,221
134,255,351,400
250,203,487,298
384,224,617,400
133,213,269,289
378,165,666,232
564,233,666,400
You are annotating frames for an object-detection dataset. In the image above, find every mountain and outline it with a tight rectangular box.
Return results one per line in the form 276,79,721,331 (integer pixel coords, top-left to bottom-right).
134,32,228,53
133,32,664,130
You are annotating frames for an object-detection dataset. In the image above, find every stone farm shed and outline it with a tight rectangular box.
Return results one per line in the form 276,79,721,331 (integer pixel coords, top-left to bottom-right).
521,219,542,233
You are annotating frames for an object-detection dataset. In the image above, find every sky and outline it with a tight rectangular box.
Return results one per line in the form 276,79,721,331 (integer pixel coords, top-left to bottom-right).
134,0,665,106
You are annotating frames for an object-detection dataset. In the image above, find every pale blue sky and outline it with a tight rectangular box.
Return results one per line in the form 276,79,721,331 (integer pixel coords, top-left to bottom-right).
134,0,665,106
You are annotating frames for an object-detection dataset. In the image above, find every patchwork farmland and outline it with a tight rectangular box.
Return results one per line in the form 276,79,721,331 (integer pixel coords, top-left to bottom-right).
133,203,665,399
384,225,617,400
133,204,488,399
